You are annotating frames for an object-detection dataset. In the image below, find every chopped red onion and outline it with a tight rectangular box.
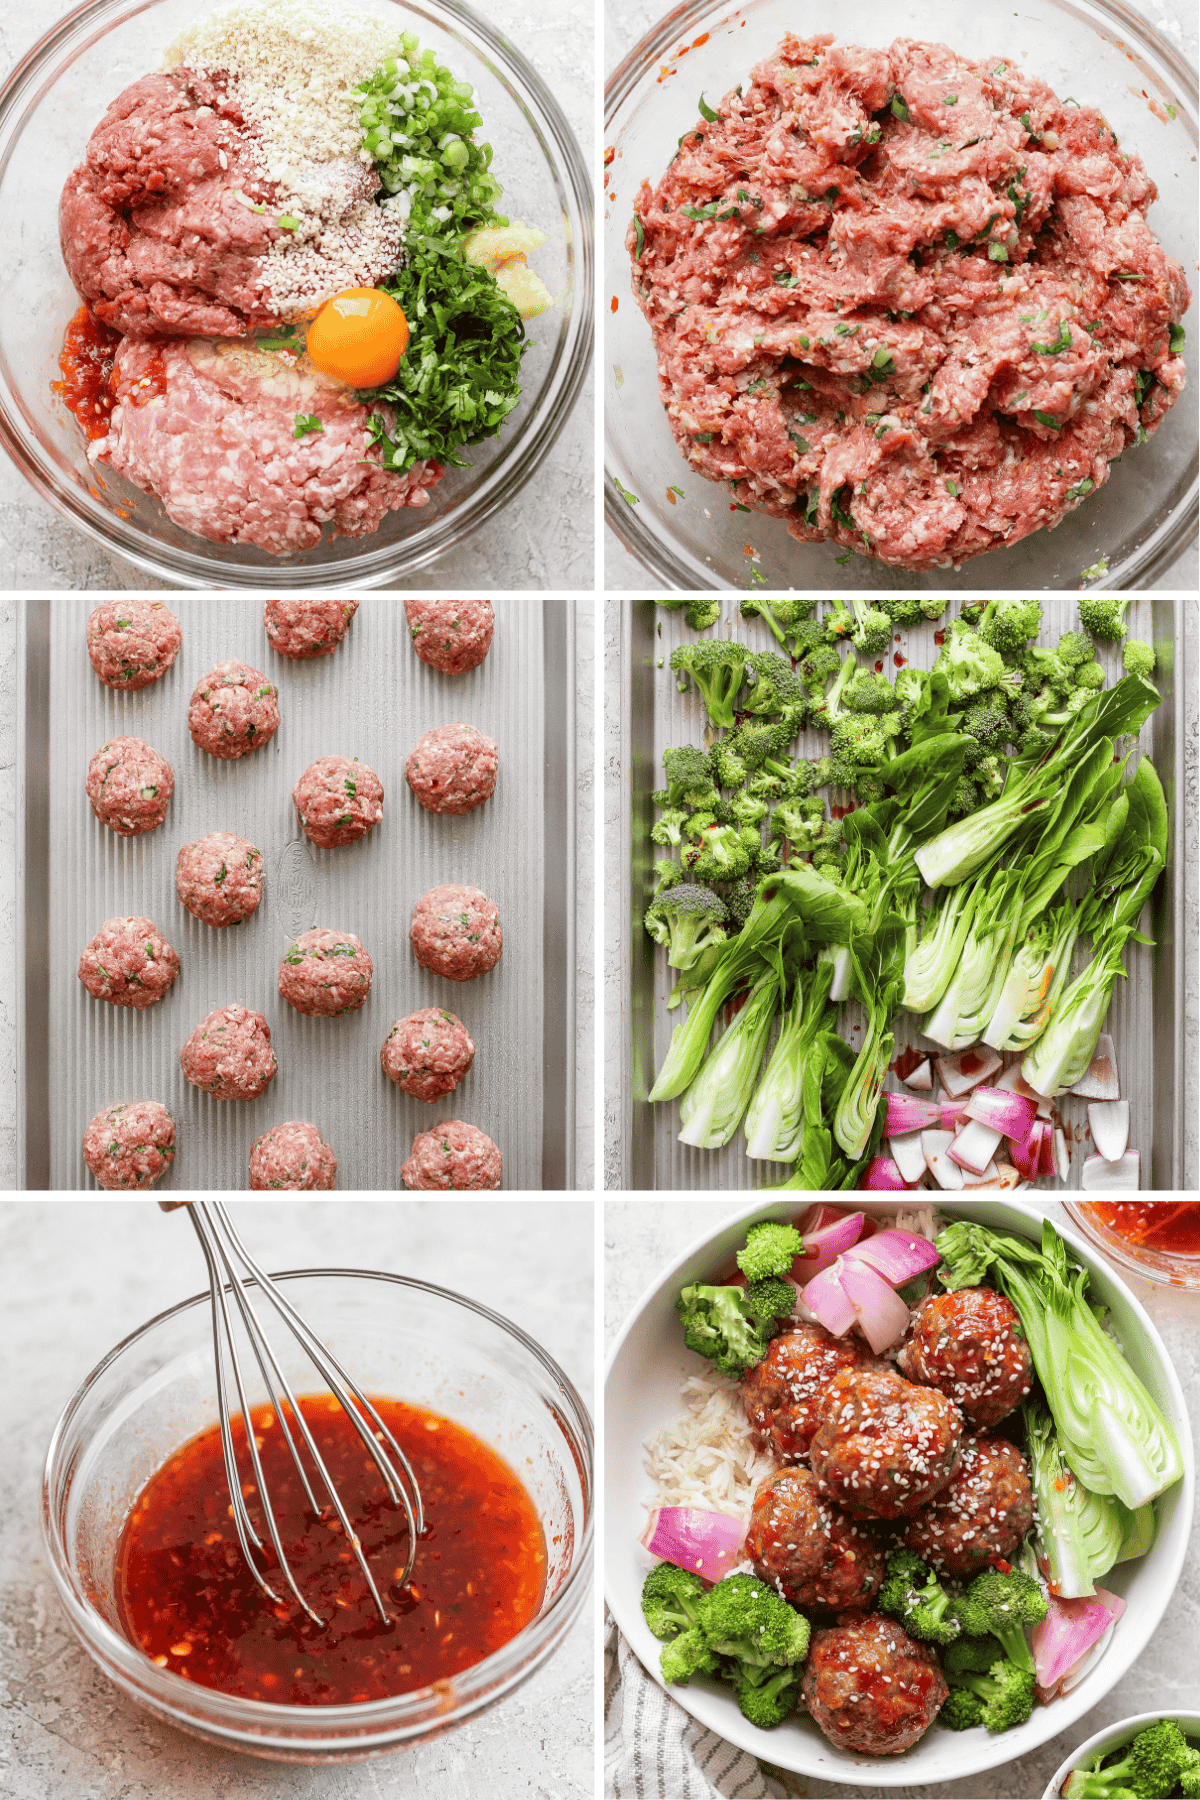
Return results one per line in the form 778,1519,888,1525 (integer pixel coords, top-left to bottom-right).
639,1507,746,1581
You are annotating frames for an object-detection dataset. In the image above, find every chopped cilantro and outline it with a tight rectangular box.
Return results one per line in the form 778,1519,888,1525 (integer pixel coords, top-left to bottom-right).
1079,554,1110,584
891,93,910,122
633,216,645,257
772,269,798,287
276,214,301,231
988,242,1009,261
945,478,958,496
1034,410,1060,427
1169,321,1185,354
1065,477,1095,500
614,476,640,505
698,94,720,122
293,413,324,438
748,569,767,585
1031,319,1071,354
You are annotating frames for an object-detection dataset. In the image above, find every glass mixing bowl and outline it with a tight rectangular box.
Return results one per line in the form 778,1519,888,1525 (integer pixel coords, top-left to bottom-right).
41,1268,593,1762
1065,1201,1200,1289
0,0,592,589
604,0,1197,592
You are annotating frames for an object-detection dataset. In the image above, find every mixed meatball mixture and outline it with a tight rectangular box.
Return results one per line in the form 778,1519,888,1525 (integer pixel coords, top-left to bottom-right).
175,831,264,927
401,1119,502,1189
292,754,384,848
83,1100,176,1190
188,661,280,759
381,1007,475,1102
86,736,174,837
179,1003,277,1099
86,600,181,690
264,598,359,660
78,916,180,1009
409,882,503,982
405,722,498,816
405,597,495,674
278,927,373,1015
249,1120,337,1190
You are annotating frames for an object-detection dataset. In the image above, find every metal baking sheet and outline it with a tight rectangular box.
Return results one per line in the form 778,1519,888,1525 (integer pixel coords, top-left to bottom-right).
612,598,1194,1191
19,597,576,1191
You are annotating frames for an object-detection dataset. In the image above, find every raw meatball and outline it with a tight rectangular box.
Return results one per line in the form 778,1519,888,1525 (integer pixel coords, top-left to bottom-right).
78,916,180,1009
86,600,181,690
405,597,494,673
803,1615,948,1756
897,1287,1033,1433
745,1466,885,1612
188,661,279,759
176,831,264,926
86,736,174,836
742,1322,877,1463
810,1366,963,1521
278,928,373,1016
249,1121,337,1190
401,1120,501,1189
180,1004,277,1099
292,755,384,848
904,1436,1035,1580
405,723,498,816
409,883,502,981
264,598,358,659
83,1101,176,1190
381,1008,475,1101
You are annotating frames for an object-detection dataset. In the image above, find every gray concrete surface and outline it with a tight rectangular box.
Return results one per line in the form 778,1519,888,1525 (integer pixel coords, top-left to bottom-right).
0,1197,594,1800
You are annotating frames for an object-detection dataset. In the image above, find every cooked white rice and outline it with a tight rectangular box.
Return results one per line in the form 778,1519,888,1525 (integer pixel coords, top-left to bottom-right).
644,1367,779,1528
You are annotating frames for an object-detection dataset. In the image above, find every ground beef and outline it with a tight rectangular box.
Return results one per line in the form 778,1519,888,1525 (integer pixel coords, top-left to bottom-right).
810,1366,963,1520
83,1100,176,1190
897,1286,1033,1432
745,1466,885,1611
86,736,174,836
629,34,1190,571
409,883,503,982
742,1322,877,1462
803,1615,948,1755
292,755,384,848
188,661,279,760
903,1435,1034,1579
78,916,180,1009
179,1003,277,1098
278,928,373,1016
381,1008,475,1102
248,1121,337,1190
401,1120,502,1189
86,600,181,690
175,831,264,927
264,599,359,660
405,598,494,673
405,723,498,816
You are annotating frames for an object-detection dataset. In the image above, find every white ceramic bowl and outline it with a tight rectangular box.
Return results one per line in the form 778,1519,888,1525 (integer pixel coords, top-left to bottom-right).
1042,1710,1200,1799
605,1198,1195,1788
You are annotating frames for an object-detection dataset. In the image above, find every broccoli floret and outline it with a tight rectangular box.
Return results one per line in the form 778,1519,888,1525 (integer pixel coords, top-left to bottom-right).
737,1220,804,1281
938,1687,987,1731
661,1626,720,1685
742,1276,797,1325
877,1550,961,1646
644,883,729,971
944,1633,1008,1676
739,596,818,650
1057,628,1096,668
751,841,784,876
651,808,689,847
662,744,718,809
683,599,721,631
696,1572,811,1669
960,600,988,626
799,755,834,793
1123,639,1156,678
685,825,753,883
1017,724,1055,759
824,599,856,644
920,599,949,621
743,649,806,717
733,718,797,780
976,598,1043,655
1063,1720,1194,1799
709,739,748,790
975,754,1006,802
949,775,979,819
1074,660,1106,692
949,1568,1047,1673
734,1665,801,1730
676,1284,777,1376
849,598,892,655
935,620,1008,702
1079,596,1132,643
650,857,681,894
1024,644,1074,698
876,598,927,627
844,670,898,714
670,640,750,729
1180,1752,1200,1800
945,1660,1035,1734
725,876,757,931
786,618,827,661
829,714,886,765
963,699,1011,749
827,748,866,791
729,791,769,828
746,769,785,802
1065,687,1092,716
797,643,842,694
771,798,827,848
641,1562,707,1640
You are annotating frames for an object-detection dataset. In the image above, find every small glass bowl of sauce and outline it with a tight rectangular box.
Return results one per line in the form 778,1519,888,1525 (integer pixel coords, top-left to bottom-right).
1064,1202,1200,1289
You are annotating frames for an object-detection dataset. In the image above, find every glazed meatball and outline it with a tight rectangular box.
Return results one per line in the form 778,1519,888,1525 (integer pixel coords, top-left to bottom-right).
86,600,181,690
249,1121,337,1190
263,598,358,659
292,755,384,848
278,928,373,1016
405,723,498,815
401,1120,501,1189
742,1322,876,1463
409,883,502,981
405,597,494,674
810,1367,963,1521
180,1004,277,1100
86,736,174,836
83,1101,175,1190
78,916,180,1009
745,1467,885,1612
802,1615,948,1756
381,1008,475,1101
188,661,279,759
176,832,263,927
897,1287,1033,1432
904,1436,1035,1580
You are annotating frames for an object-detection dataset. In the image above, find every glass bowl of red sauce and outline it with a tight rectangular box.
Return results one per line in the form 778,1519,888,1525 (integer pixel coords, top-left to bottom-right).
1064,1202,1200,1290
41,1269,593,1762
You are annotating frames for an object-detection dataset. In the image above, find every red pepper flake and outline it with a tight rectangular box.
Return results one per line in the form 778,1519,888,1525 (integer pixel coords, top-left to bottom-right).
604,146,615,167
693,32,710,45
611,296,619,313
743,542,755,555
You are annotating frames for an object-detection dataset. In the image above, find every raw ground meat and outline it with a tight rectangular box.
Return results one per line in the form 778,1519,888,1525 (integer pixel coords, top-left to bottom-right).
278,928,373,1016
176,831,264,926
179,1003,277,1099
381,1007,475,1101
86,736,174,836
405,723,498,816
264,598,359,659
188,661,279,759
249,1121,337,1190
86,600,181,690
78,916,180,1009
903,1435,1034,1578
292,755,384,848
803,1615,948,1754
405,598,494,673
628,34,1190,570
409,883,502,981
83,1100,176,1190
401,1120,502,1189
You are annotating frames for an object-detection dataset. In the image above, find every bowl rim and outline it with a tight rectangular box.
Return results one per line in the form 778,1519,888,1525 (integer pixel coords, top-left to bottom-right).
604,1197,1196,1787
602,0,1200,593
42,1264,595,1731
0,0,594,589
1041,1709,1200,1800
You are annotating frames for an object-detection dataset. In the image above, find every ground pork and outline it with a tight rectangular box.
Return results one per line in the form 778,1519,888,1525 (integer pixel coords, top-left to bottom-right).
86,599,181,689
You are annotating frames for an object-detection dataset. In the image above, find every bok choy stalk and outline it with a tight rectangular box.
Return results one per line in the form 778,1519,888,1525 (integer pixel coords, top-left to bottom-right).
833,917,905,1160
677,969,782,1148
922,866,1023,1050
1023,1400,1135,1599
744,960,837,1161
903,882,980,1014
983,898,1082,1052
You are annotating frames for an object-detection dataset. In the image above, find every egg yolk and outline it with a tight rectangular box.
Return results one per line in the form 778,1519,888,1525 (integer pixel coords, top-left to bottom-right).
305,288,410,388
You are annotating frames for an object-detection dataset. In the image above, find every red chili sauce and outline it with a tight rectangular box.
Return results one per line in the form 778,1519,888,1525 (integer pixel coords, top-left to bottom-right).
114,1394,546,1706
1088,1201,1200,1258
52,305,121,441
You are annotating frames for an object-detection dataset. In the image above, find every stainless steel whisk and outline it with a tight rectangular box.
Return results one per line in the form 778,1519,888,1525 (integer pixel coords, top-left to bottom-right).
162,1200,423,1628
